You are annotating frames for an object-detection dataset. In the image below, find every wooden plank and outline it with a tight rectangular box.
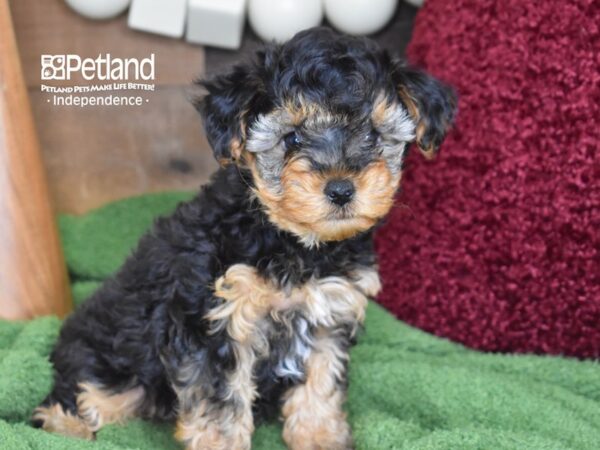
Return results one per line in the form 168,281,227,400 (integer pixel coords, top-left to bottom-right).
30,86,218,214
0,0,72,319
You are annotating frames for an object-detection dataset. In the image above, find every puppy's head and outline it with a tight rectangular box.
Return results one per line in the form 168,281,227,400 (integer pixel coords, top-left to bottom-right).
197,28,456,246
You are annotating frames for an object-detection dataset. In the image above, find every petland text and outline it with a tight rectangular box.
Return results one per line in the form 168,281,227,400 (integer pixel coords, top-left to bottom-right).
41,54,155,81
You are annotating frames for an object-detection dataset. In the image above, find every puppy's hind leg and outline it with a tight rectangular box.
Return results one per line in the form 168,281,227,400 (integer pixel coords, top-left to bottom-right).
32,403,93,440
76,382,146,433
33,379,145,439
32,381,93,440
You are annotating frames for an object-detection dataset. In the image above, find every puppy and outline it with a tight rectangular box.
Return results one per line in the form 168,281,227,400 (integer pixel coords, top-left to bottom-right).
33,28,456,450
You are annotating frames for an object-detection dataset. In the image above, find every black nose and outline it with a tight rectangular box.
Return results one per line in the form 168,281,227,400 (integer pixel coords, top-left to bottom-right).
324,179,355,206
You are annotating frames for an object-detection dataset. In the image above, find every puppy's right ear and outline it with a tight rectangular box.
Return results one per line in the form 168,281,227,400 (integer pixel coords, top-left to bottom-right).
195,58,269,166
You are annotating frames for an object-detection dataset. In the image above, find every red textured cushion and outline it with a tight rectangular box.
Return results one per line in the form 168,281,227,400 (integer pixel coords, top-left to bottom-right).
375,0,600,357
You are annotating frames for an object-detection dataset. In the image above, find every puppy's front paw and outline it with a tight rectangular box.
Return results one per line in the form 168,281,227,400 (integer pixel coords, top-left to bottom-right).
283,416,353,450
176,420,252,450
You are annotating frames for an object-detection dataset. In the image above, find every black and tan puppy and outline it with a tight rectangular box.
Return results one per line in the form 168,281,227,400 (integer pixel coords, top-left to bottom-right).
33,28,456,450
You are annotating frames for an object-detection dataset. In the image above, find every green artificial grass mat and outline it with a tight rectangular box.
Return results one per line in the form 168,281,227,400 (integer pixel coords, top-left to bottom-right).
1,192,598,449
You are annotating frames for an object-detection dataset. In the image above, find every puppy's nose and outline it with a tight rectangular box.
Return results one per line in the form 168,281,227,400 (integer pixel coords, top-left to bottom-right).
324,179,355,206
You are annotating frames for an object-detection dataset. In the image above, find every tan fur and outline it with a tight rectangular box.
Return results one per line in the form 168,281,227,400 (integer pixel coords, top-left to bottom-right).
351,266,383,298
32,404,94,440
398,87,437,159
231,139,244,162
372,93,393,129
221,137,245,167
398,87,421,125
249,155,400,246
354,160,401,221
281,332,352,450
32,384,145,439
283,98,338,128
76,383,145,432
417,124,436,158
207,264,283,344
219,109,250,167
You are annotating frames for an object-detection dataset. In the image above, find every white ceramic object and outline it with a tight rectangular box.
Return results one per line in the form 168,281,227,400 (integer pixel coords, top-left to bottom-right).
324,0,398,35
187,0,247,49
65,0,131,20
128,0,187,38
248,0,323,43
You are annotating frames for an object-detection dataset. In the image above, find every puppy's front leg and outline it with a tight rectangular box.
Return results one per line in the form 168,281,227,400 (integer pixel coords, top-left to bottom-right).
281,330,353,450
174,264,276,450
174,350,255,450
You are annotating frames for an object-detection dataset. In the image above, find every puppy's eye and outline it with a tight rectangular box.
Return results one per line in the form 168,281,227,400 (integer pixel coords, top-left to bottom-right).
283,131,302,151
364,128,380,147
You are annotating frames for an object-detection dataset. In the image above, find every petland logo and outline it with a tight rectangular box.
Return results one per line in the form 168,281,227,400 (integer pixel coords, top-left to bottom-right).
41,54,155,81
40,53,156,108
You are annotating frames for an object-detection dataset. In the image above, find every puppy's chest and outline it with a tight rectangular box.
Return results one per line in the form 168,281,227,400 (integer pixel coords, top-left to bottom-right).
209,264,381,383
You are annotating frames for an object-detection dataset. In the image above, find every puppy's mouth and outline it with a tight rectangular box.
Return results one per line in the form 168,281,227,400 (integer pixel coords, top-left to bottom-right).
306,214,379,244
327,205,355,221
321,214,381,231
326,202,384,223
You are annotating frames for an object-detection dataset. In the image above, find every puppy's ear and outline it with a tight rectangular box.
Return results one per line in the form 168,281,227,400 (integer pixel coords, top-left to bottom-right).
393,64,457,159
195,57,269,166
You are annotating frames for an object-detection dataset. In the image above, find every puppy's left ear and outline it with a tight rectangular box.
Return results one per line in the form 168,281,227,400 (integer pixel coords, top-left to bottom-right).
393,64,457,159
195,56,269,166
